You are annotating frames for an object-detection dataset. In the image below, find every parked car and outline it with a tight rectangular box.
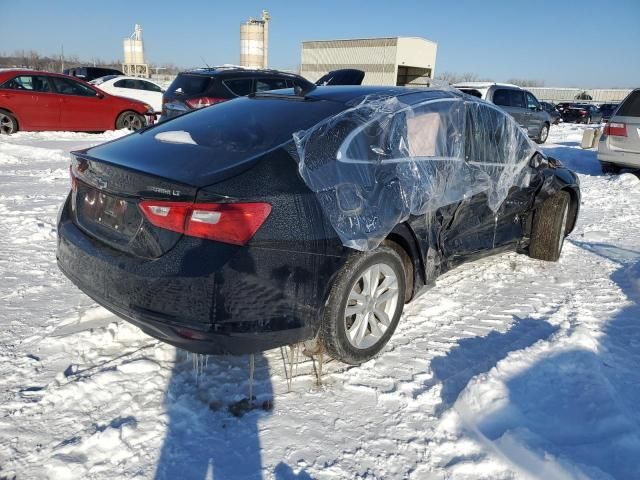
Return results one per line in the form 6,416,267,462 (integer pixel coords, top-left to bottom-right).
453,82,551,143
0,70,154,134
599,103,619,121
561,104,603,124
90,75,164,113
162,67,312,119
598,89,640,173
64,67,124,82
540,101,561,124
57,85,580,364
555,102,574,116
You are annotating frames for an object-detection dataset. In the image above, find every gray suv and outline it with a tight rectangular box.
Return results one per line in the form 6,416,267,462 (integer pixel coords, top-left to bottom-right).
453,82,551,144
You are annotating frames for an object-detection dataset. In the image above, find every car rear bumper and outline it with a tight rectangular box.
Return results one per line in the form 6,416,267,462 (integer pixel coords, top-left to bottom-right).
598,141,640,168
57,196,337,354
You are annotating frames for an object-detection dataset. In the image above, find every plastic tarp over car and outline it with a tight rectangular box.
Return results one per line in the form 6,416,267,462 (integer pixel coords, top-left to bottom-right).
293,89,537,251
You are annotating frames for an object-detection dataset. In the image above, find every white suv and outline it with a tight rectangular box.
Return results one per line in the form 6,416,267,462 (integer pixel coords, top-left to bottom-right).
598,89,640,173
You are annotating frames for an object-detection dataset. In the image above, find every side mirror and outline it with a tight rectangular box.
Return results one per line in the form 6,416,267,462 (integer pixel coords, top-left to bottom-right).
529,153,548,169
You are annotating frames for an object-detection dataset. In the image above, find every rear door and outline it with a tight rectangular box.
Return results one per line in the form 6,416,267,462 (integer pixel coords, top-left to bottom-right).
0,74,60,129
50,76,109,130
609,90,640,154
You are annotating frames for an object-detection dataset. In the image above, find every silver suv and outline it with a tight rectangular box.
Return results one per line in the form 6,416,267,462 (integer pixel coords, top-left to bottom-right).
453,82,551,144
598,89,640,173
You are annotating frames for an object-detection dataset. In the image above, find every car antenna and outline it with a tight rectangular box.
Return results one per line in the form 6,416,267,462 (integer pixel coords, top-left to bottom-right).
200,56,212,70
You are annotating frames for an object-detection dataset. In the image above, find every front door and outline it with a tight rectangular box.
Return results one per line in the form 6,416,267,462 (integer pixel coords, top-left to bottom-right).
50,76,107,131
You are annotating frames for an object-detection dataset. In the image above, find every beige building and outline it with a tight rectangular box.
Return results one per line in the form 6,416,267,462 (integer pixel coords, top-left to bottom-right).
300,37,437,86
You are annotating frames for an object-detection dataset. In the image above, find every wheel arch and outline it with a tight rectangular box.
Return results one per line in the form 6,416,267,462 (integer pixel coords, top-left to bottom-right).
0,107,19,128
384,223,425,303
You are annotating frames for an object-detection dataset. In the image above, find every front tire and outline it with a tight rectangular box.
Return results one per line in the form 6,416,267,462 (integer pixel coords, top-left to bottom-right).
0,110,18,135
535,123,549,144
320,246,406,365
116,111,145,131
529,191,570,262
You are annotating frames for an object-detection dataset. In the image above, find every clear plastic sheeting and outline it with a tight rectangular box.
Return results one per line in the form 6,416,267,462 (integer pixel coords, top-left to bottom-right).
293,89,537,251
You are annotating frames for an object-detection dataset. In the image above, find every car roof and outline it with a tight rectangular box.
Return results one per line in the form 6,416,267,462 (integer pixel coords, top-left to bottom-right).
104,75,159,83
266,85,462,105
180,66,304,79
453,82,521,89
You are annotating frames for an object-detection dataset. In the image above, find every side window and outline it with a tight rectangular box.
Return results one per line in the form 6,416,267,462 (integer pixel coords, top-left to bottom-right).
526,93,540,110
223,78,253,96
510,90,526,109
51,77,98,97
255,78,288,92
2,75,34,91
114,79,129,88
493,89,510,107
141,81,162,92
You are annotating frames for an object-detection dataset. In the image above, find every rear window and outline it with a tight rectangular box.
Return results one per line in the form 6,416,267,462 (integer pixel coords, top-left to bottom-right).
459,88,482,98
167,74,214,96
617,91,640,117
143,96,347,162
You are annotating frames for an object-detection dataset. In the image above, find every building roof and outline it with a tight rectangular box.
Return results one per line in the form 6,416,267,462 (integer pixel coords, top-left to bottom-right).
302,36,437,46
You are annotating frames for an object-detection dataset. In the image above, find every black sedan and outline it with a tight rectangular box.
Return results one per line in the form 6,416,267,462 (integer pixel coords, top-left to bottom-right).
599,103,619,121
562,104,603,124
57,86,580,365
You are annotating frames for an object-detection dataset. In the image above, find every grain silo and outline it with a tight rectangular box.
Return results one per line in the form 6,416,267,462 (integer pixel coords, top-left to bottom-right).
240,10,270,69
122,24,149,78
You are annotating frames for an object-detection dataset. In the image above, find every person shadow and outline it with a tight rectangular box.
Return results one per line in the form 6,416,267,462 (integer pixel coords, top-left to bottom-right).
153,351,274,480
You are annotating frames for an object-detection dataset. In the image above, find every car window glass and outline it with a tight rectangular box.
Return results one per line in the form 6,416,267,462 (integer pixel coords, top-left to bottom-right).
526,93,540,110
618,92,640,116
142,81,162,92
168,74,214,96
114,79,128,88
510,90,526,109
493,89,510,107
1,75,51,92
223,78,253,96
255,78,288,92
51,77,98,97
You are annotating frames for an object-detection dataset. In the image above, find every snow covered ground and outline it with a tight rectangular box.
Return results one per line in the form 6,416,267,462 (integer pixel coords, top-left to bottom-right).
0,124,639,480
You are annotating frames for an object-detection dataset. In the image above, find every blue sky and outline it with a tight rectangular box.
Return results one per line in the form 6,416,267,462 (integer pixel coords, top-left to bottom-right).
1,0,639,87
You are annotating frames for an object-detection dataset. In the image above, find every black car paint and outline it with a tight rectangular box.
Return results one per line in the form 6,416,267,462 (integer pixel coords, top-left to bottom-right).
57,86,580,355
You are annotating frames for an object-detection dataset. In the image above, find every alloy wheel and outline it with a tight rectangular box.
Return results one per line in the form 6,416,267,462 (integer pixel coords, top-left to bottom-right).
122,113,143,130
344,263,400,349
0,113,15,134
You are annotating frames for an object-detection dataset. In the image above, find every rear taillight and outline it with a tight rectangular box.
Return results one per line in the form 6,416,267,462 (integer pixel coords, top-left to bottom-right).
579,109,587,116
139,201,271,246
603,122,627,137
184,97,227,109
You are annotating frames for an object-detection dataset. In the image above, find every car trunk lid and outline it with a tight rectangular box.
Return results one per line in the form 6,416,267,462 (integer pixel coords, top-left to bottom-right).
71,153,198,258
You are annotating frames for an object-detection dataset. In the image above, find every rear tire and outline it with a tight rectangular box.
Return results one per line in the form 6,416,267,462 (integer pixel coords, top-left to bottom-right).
116,111,145,131
600,162,621,174
320,246,406,365
535,123,549,144
529,191,570,262
0,109,18,135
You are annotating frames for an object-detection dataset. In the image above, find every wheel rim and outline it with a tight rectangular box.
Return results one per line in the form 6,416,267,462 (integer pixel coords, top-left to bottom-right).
558,202,569,252
540,125,548,141
0,113,15,134
122,113,143,130
344,263,399,349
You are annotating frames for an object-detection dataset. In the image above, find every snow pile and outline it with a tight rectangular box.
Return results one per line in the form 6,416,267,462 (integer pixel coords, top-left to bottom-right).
1,123,639,479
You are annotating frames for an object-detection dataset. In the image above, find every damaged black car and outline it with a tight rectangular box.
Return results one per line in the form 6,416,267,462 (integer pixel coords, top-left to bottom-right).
56,86,580,365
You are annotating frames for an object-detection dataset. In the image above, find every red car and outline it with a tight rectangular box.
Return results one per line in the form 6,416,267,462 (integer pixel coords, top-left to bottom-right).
0,70,154,134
